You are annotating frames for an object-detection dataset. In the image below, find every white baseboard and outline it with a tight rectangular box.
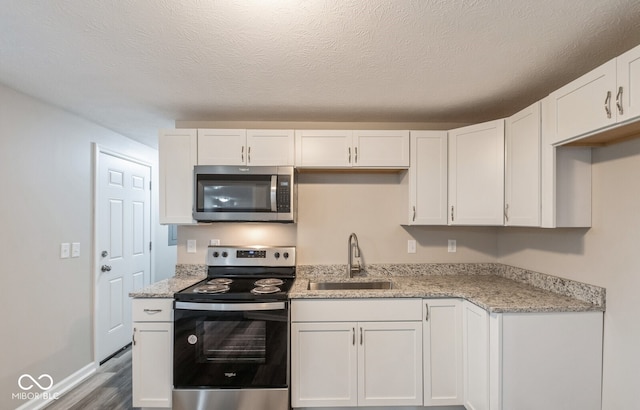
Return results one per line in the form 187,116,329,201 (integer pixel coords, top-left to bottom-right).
13,362,97,410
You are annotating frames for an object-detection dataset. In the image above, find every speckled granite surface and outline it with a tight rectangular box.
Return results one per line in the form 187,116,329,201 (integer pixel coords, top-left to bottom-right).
130,262,605,313
292,263,605,313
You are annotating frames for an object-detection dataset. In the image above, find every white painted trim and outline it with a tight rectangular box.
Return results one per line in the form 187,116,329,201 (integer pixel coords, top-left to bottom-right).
13,362,97,410
92,143,154,364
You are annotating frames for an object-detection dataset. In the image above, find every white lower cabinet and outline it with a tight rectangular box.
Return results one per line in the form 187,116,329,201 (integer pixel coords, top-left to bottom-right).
132,298,173,408
462,300,604,410
424,299,464,406
291,299,423,408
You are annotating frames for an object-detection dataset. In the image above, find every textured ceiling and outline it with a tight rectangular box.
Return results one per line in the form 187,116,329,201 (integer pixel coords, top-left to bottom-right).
2,0,640,148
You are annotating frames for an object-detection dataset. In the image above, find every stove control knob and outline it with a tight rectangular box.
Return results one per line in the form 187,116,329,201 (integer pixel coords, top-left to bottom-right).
222,251,228,258
212,252,219,258
187,335,198,345
274,252,280,259
283,252,289,259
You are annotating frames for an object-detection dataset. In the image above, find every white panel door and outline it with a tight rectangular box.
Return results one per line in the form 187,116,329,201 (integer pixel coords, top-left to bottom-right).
424,299,464,406
291,322,358,407
617,43,640,122
197,129,247,165
409,131,448,225
358,321,423,406
505,102,541,226
353,130,410,168
246,129,295,166
97,151,151,363
448,119,505,225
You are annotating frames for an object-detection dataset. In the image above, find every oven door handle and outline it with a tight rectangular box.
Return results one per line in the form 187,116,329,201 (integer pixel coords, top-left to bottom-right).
270,175,278,212
175,301,286,311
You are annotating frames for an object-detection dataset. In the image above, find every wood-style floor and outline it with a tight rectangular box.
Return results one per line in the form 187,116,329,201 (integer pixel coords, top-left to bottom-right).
44,347,137,410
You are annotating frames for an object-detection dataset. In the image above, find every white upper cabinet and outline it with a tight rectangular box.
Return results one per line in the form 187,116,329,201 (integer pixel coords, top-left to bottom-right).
198,129,294,166
408,131,448,225
547,43,640,145
295,130,409,168
505,102,541,227
448,119,505,225
616,43,640,122
158,129,197,224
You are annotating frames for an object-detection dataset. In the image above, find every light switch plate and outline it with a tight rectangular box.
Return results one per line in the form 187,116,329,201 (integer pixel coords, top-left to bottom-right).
60,243,70,259
71,242,80,258
448,239,457,253
187,239,197,253
407,239,417,254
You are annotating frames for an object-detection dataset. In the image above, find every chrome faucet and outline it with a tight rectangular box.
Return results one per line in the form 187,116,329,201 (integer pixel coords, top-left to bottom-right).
347,233,361,277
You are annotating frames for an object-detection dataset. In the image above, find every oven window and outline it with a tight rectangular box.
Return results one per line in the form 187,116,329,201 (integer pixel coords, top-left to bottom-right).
197,320,267,363
197,175,272,212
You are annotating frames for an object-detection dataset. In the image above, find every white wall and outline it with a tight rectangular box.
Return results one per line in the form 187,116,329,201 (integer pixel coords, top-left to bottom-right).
0,83,175,409
498,137,640,410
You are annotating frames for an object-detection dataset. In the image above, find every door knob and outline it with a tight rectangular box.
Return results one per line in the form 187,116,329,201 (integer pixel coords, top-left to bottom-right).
101,251,108,257
101,265,112,272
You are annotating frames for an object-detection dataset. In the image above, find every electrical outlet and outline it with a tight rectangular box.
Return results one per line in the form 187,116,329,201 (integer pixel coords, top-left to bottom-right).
187,239,197,253
209,239,220,246
448,239,457,253
407,239,417,254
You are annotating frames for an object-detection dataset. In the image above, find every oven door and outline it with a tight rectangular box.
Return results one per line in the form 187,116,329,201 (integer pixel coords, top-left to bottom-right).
173,301,289,389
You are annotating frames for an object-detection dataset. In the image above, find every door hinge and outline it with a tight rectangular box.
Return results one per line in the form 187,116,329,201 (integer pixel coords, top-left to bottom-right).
149,242,152,251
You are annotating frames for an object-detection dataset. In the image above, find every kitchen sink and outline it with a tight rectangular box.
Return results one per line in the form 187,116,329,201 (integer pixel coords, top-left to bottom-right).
307,281,393,291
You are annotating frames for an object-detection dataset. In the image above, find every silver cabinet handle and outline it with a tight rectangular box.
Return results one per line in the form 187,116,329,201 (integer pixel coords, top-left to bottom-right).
604,91,612,119
354,147,358,164
616,86,624,115
425,303,429,321
352,327,355,345
248,146,251,163
132,328,137,346
412,206,416,222
451,206,454,222
241,146,245,162
360,327,363,345
101,265,112,272
143,309,162,314
348,147,351,163
504,204,509,222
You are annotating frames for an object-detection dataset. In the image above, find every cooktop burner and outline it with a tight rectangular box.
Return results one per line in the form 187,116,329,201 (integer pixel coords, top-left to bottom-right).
174,245,296,302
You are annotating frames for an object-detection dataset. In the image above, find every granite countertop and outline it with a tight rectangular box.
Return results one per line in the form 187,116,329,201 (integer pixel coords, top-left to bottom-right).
130,263,605,314
289,274,600,313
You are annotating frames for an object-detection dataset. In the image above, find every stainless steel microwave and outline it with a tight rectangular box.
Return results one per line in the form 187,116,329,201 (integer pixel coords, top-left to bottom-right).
193,166,296,222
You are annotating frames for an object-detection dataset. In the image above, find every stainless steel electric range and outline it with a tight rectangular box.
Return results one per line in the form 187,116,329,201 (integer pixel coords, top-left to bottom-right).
173,245,296,410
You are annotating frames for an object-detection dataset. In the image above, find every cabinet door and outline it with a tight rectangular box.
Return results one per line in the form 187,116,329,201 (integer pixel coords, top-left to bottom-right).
358,321,423,406
197,129,247,165
616,43,640,122
449,120,505,225
409,131,448,225
291,322,358,407
295,130,353,168
505,102,541,226
158,129,197,224
246,129,294,166
463,301,490,410
353,130,410,168
132,322,173,408
424,299,463,406
547,59,617,145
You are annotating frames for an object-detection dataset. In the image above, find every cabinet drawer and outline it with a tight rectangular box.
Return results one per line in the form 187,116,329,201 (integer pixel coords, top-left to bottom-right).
292,298,422,322
133,298,173,322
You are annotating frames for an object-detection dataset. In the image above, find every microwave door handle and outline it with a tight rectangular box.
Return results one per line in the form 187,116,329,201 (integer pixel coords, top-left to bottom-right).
270,175,277,212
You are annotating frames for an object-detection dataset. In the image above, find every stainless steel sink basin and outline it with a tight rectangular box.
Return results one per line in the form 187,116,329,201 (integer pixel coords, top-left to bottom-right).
308,281,393,291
